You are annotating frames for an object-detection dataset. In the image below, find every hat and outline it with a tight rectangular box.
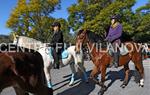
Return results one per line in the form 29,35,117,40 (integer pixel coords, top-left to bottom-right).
110,14,120,20
52,22,61,27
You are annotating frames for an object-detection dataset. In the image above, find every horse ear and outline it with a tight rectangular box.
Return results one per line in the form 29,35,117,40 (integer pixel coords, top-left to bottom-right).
83,29,87,34
84,29,86,32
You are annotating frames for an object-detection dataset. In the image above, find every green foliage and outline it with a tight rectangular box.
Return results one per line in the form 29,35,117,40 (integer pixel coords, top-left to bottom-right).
68,0,150,42
6,0,150,43
6,0,60,42
133,1,150,42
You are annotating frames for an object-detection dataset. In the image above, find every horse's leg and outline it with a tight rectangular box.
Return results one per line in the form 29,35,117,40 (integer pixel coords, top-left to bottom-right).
68,49,79,86
98,66,107,95
44,62,52,88
90,66,99,78
76,61,88,83
1,85,26,95
89,66,100,85
13,83,27,95
69,62,76,86
132,54,145,87
120,63,130,88
134,62,144,87
34,82,53,95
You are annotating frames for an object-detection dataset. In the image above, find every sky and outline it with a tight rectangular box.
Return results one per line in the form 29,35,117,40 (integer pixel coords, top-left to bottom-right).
0,0,149,35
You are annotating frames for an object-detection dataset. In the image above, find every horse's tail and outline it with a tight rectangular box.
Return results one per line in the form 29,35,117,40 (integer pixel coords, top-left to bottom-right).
142,43,150,59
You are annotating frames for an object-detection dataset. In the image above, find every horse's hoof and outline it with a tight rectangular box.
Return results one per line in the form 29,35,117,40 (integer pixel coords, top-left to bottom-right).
97,85,107,95
139,84,144,87
85,81,89,84
120,81,127,88
85,79,89,84
25,92,29,95
69,84,73,86
69,83,74,86
120,84,126,88
98,91,104,95
139,79,144,87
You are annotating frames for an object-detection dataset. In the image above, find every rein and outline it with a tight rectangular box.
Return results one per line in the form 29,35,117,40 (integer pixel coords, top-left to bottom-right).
4,53,15,64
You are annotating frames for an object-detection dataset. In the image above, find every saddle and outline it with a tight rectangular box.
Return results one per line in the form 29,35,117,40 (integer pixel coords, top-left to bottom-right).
61,50,69,59
108,44,129,56
49,48,69,59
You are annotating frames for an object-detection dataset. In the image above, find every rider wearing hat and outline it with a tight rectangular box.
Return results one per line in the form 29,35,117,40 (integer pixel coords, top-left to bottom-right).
51,22,64,69
105,14,123,68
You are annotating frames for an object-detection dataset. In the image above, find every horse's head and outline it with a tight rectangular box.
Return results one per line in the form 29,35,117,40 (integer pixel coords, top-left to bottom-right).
74,29,89,64
75,29,88,54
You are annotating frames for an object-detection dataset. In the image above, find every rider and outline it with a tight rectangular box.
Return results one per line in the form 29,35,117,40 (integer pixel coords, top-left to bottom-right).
105,14,123,68
13,32,19,45
51,22,64,69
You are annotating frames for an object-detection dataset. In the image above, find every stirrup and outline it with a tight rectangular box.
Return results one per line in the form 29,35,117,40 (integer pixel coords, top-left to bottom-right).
113,62,118,68
108,62,114,68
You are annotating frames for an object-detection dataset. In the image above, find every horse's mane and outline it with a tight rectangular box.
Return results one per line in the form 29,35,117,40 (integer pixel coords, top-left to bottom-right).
87,30,103,43
77,29,103,43
77,29,84,36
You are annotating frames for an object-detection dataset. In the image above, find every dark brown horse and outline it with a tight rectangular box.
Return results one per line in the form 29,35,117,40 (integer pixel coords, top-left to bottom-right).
75,29,145,95
0,44,53,95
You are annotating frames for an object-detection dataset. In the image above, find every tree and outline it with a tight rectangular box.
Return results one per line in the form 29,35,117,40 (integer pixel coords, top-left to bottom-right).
68,0,136,39
6,0,60,42
133,1,150,42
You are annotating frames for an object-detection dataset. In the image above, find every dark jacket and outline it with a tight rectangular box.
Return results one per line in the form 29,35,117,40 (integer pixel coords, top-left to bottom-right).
51,31,64,50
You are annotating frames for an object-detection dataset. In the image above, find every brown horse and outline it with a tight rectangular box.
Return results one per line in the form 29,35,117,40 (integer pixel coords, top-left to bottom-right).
0,44,53,95
75,29,145,95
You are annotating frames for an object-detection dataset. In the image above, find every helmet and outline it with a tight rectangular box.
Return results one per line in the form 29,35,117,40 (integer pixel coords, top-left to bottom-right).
52,22,61,27
110,14,120,20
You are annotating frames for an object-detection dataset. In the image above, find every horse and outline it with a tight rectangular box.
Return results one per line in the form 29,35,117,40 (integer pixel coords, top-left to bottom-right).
0,44,53,95
38,45,89,87
75,29,145,95
15,36,88,88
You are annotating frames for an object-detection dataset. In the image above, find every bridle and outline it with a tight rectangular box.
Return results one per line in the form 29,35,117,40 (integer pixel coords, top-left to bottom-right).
75,29,88,54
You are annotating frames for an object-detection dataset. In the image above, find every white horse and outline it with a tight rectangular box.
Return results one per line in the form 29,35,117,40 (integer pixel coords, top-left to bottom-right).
38,45,88,88
14,36,88,88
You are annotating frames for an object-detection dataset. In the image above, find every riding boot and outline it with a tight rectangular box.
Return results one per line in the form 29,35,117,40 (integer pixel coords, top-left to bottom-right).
55,55,59,69
53,50,59,69
59,59,63,68
55,58,59,69
113,52,119,68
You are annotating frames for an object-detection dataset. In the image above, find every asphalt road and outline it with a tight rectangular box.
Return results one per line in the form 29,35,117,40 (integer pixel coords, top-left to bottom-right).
1,59,150,95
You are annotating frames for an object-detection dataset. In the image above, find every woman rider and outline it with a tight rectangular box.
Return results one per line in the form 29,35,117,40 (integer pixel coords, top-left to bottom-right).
105,14,123,68
51,22,64,69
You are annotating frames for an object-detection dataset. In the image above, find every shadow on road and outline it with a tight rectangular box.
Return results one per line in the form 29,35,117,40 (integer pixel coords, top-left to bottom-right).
106,68,139,89
106,68,125,88
56,80,96,95
54,70,97,95
54,68,139,95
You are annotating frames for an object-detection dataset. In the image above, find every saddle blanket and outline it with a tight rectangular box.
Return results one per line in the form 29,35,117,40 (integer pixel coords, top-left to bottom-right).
49,48,69,59
109,44,129,56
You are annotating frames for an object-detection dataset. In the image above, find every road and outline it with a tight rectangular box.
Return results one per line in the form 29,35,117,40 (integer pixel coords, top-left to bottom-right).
1,59,150,95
